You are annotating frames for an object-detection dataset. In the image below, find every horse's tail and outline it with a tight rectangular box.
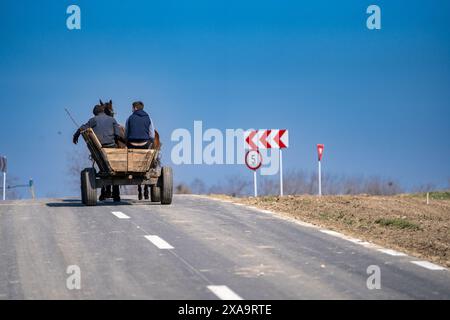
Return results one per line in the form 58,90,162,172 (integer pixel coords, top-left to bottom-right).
154,130,161,150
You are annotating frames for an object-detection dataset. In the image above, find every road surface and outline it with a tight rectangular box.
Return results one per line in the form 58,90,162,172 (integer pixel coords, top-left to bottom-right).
0,195,449,299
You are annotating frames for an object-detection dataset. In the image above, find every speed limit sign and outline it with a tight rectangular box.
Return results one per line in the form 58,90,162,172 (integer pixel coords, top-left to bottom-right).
245,149,262,171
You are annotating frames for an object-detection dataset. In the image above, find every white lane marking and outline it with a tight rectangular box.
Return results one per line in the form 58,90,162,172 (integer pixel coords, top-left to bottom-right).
207,285,243,300
144,235,174,250
378,249,407,257
111,211,130,219
411,261,446,271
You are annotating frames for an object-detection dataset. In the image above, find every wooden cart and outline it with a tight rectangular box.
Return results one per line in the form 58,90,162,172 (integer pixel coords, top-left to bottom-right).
80,128,173,206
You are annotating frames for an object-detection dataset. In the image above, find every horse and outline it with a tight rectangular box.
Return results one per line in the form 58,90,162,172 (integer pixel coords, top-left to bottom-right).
99,99,162,201
100,99,127,148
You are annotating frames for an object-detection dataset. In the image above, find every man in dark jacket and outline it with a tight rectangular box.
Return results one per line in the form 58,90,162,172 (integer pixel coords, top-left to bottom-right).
125,101,155,149
73,103,124,202
73,104,123,147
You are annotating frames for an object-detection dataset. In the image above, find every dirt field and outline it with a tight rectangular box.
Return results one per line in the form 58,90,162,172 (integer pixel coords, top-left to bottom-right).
210,192,450,267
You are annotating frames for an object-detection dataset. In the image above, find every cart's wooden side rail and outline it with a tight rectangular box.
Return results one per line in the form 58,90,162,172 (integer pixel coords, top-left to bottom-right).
103,148,156,173
81,128,112,173
81,128,157,174
128,149,156,172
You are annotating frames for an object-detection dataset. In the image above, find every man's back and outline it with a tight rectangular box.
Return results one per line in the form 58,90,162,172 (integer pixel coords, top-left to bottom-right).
126,109,155,143
85,113,120,146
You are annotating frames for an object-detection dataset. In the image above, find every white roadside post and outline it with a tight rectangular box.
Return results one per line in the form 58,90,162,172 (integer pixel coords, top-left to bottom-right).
0,156,6,201
317,144,324,196
2,171,5,201
318,160,322,196
29,179,35,200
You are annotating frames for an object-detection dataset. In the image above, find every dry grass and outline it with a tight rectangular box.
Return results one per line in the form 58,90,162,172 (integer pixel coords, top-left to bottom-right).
210,193,450,267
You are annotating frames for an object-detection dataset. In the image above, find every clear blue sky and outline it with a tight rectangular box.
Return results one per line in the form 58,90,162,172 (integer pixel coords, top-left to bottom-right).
0,0,449,197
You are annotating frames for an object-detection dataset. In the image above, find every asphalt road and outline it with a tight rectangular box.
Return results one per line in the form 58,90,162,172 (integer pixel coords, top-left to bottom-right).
0,195,449,300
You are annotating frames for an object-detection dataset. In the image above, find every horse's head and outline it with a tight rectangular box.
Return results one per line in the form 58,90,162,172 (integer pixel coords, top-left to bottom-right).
100,99,115,117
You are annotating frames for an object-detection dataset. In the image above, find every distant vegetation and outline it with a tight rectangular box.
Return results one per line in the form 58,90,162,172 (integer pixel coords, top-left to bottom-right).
412,191,450,200
65,150,448,198
175,170,450,197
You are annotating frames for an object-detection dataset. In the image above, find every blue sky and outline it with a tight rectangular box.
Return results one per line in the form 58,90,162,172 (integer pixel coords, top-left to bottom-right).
0,0,449,197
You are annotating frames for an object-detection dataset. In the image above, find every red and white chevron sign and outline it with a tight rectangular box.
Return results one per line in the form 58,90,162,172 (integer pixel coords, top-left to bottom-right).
245,129,289,149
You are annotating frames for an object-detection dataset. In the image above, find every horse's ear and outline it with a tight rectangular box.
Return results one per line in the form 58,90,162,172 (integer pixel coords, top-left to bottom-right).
99,99,103,105
109,99,112,105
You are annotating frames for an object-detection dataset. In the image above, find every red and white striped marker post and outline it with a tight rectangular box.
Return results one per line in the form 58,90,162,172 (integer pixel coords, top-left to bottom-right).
245,130,289,196
317,144,324,196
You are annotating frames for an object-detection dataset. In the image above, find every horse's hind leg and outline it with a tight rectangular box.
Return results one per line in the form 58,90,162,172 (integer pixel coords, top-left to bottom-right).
138,185,143,200
99,187,106,201
105,185,112,198
144,185,149,200
112,185,120,202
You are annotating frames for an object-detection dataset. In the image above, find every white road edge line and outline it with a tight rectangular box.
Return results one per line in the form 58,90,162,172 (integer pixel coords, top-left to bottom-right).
207,285,243,300
111,211,130,219
200,196,448,271
410,261,446,271
377,249,407,257
144,235,174,250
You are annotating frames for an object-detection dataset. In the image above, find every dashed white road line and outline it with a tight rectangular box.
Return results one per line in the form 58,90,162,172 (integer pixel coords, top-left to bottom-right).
411,261,446,271
207,285,243,300
144,235,174,250
111,211,130,219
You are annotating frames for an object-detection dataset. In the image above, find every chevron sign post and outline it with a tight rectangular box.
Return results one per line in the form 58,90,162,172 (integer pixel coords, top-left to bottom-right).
245,129,289,196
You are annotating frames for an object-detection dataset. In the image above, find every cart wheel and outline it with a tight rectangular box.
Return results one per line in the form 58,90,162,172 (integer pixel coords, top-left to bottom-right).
80,169,87,205
81,168,97,206
160,166,173,205
151,186,161,202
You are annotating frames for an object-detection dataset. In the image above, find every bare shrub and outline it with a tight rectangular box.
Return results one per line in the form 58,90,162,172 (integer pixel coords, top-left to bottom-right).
67,148,92,192
1,175,23,200
190,178,206,194
362,176,402,195
413,183,437,193
209,174,251,197
175,183,192,194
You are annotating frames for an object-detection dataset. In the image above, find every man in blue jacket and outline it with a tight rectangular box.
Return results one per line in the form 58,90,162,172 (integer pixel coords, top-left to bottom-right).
125,101,158,201
125,101,155,149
